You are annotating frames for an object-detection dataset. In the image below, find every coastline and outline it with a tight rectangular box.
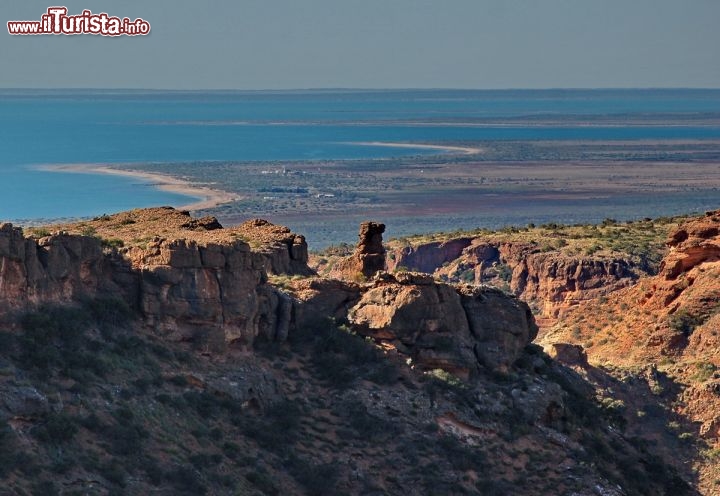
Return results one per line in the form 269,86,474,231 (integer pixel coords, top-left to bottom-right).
34,141,476,218
351,141,482,155
43,164,240,211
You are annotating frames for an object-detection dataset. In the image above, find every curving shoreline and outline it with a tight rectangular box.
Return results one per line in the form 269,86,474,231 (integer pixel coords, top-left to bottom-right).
43,164,240,211
38,141,476,214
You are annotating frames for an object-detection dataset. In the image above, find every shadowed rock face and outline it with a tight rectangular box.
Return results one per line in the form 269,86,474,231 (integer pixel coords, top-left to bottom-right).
1,210,539,378
0,223,120,314
125,237,276,348
388,238,473,274
0,212,300,350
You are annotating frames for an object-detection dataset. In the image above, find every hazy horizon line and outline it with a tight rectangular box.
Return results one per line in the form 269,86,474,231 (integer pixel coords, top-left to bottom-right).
1,86,720,93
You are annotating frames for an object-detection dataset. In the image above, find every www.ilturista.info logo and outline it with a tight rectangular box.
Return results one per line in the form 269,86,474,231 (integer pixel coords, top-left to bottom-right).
7,7,150,36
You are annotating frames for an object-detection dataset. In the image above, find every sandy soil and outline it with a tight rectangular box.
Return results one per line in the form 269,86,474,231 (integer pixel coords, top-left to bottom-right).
44,164,240,211
353,141,482,155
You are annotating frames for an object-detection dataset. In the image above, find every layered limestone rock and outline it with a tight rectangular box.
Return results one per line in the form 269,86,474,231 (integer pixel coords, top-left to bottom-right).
1,210,540,378
125,237,282,347
0,210,302,349
0,223,122,315
389,238,641,326
235,218,312,276
346,272,538,377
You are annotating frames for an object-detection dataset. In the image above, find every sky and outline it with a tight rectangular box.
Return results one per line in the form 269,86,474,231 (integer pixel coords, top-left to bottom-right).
2,0,720,90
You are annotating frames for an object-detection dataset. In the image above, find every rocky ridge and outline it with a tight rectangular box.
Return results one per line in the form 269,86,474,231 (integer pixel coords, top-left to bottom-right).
3,208,535,376
541,210,720,493
0,207,698,495
388,239,643,327
2,209,296,349
380,219,678,327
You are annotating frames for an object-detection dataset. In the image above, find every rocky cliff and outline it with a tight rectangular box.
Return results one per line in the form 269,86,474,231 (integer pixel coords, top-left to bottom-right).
388,234,648,327
1,208,536,375
1,209,298,350
0,208,697,495
346,272,537,377
304,222,537,377
541,210,720,493
0,222,123,313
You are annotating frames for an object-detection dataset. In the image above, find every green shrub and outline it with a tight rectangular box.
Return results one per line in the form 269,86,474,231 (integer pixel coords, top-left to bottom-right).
101,238,125,249
332,400,401,441
293,318,395,389
238,399,303,452
165,465,207,495
285,454,339,496
31,480,59,496
34,413,78,444
104,407,148,456
437,435,487,473
0,420,27,477
143,457,164,486
692,361,716,382
29,228,51,238
189,453,222,469
99,461,127,487
669,310,706,336
246,468,279,495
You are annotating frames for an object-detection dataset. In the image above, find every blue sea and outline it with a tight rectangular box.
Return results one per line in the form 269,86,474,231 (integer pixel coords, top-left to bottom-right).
2,88,720,225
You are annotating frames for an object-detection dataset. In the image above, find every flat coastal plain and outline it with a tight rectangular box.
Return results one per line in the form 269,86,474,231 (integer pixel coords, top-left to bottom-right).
104,139,720,248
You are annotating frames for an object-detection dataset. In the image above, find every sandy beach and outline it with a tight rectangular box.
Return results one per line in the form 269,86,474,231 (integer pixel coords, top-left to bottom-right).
44,164,240,211
352,141,482,155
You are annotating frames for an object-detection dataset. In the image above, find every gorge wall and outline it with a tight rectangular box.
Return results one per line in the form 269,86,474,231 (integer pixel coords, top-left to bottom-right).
0,208,537,377
387,237,644,326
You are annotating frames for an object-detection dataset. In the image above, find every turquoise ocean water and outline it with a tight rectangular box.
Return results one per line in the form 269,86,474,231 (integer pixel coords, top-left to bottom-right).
1,89,720,224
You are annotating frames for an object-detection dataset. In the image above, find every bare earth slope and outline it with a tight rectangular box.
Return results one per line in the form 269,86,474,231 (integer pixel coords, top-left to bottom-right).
542,211,720,494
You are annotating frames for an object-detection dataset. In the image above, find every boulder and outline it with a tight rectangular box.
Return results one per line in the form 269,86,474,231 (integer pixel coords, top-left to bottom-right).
544,343,588,367
348,273,538,377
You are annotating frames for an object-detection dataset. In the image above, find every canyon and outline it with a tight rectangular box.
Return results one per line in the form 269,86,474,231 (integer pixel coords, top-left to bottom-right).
0,207,706,495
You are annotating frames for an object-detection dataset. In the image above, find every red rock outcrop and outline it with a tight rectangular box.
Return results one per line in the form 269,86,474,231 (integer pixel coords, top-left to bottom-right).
0,210,303,350
389,238,641,326
235,218,312,276
506,249,638,322
0,223,122,315
1,210,541,378
346,272,537,377
541,211,720,455
661,212,720,281
329,221,387,280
